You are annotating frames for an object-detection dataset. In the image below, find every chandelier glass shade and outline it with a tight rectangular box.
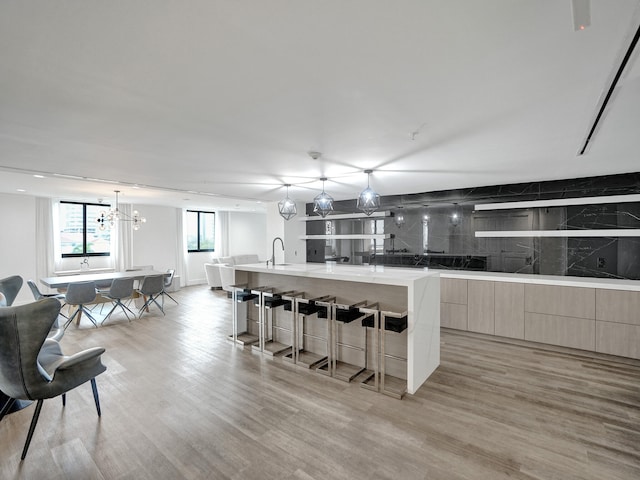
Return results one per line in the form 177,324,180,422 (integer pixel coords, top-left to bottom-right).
313,177,334,218
356,169,380,216
96,190,146,231
278,184,297,220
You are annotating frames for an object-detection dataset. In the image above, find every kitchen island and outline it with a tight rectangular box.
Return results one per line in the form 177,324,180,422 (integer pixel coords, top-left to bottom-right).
233,262,440,395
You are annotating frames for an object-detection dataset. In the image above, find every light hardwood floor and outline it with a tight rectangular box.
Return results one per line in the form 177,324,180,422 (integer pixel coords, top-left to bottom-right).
1,285,639,479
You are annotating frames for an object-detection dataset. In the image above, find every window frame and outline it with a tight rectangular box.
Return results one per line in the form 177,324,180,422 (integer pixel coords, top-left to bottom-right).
187,210,216,253
60,201,111,258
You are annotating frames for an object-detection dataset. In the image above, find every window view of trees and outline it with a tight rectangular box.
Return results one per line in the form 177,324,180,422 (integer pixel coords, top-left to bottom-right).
187,210,215,252
59,202,111,257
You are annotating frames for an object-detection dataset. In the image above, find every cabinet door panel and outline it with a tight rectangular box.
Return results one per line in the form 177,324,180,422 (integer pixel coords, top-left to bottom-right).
596,321,640,359
441,303,468,330
467,280,494,335
525,312,595,351
495,282,524,339
441,278,467,304
596,289,640,325
525,284,595,319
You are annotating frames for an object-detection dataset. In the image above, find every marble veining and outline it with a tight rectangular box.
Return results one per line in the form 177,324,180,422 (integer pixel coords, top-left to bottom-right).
305,172,640,280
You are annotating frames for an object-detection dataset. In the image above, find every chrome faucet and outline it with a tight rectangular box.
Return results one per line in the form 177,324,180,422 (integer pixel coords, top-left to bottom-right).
271,237,284,266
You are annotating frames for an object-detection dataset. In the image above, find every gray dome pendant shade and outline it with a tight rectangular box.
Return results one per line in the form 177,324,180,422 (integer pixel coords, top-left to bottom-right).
313,177,334,218
356,169,380,216
278,184,297,220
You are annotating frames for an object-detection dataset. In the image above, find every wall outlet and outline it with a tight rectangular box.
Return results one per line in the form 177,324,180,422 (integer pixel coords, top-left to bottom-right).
597,257,606,268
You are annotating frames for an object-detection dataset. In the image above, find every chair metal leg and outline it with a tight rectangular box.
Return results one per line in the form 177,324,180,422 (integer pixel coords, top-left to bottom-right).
150,295,165,315
138,294,165,317
90,378,101,417
81,306,99,327
163,291,179,305
102,299,134,324
21,399,44,460
63,307,82,330
114,299,136,321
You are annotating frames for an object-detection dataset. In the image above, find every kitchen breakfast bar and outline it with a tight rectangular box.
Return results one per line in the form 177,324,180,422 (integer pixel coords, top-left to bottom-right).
231,263,440,396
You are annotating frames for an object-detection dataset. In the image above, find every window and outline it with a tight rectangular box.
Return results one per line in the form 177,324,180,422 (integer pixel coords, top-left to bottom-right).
59,201,111,257
186,210,215,252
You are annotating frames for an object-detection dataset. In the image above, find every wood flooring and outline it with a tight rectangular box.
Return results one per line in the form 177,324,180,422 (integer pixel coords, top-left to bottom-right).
1,285,639,479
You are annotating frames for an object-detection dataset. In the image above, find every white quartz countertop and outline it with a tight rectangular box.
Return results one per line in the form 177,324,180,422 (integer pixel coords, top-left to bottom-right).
234,262,439,287
235,263,640,291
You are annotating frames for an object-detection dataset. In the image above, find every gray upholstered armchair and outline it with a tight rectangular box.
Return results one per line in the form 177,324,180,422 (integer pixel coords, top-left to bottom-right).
0,298,107,460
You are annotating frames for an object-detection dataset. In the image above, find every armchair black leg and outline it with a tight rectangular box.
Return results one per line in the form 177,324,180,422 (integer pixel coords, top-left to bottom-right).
90,378,101,417
0,396,16,422
62,393,66,407
21,399,44,460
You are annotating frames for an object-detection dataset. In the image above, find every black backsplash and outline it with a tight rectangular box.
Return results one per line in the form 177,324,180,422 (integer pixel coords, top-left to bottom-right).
305,172,640,280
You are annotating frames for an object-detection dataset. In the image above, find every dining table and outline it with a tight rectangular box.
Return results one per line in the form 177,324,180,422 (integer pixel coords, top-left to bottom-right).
40,269,166,289
40,269,169,324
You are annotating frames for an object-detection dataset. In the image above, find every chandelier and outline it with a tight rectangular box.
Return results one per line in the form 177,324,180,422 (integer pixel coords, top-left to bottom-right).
356,169,380,216
278,184,297,220
96,190,146,231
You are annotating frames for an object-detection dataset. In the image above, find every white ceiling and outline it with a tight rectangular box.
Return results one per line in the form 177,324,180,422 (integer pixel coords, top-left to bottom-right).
1,0,639,213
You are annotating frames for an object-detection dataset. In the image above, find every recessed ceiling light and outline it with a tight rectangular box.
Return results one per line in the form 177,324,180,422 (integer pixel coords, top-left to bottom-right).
33,174,45,179
16,188,26,192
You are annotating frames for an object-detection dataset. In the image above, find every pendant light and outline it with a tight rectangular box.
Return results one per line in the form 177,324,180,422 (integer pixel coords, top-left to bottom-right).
313,177,334,218
451,203,461,226
356,169,380,216
394,206,405,228
278,184,297,220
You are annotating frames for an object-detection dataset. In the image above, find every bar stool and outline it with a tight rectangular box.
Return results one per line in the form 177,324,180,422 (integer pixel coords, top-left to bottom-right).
380,310,408,399
230,284,260,346
286,294,334,372
358,302,381,392
253,289,297,357
281,291,305,364
329,300,369,382
311,296,336,375
250,286,272,353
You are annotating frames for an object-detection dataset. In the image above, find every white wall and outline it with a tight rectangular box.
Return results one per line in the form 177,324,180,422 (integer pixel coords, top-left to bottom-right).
0,193,271,297
132,206,271,287
228,211,268,259
0,193,37,305
187,210,268,285
265,201,306,264
131,204,180,273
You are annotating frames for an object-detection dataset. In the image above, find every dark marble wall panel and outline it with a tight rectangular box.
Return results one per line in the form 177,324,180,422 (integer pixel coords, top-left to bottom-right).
305,172,640,280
